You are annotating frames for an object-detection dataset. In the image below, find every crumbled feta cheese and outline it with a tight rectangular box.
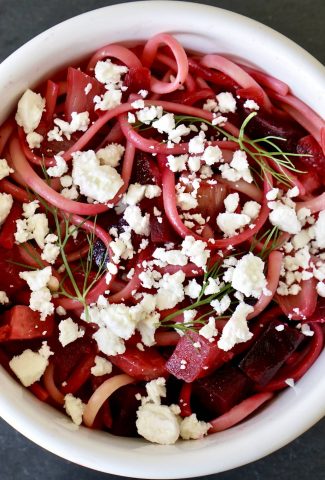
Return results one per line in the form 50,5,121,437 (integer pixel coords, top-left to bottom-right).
202,145,223,165
123,205,150,235
58,318,85,347
15,89,45,134
94,89,122,111
188,132,205,154
9,343,51,387
216,92,236,113
56,306,66,316
64,394,85,426
145,185,161,199
177,192,198,211
205,277,222,295
29,287,54,320
19,266,52,291
15,212,49,248
180,414,210,440
54,111,90,140
199,317,218,340
26,132,43,149
136,105,163,124
301,323,314,337
72,150,123,203
94,59,128,86
0,291,9,304
46,155,68,177
84,83,92,95
220,150,253,184
60,175,72,188
317,282,325,297
167,154,188,172
144,377,166,405
218,303,254,351
224,192,239,213
128,112,136,123
231,253,267,299
156,271,185,310
285,378,295,388
242,201,261,220
91,356,113,376
181,236,209,268
152,113,175,134
124,183,146,205
136,403,180,445
243,99,260,110
217,212,251,237
131,99,145,109
0,193,13,225
269,203,301,234
210,294,231,315
266,188,279,201
96,143,125,167
184,279,201,299
93,326,126,356
0,158,14,180
153,247,188,266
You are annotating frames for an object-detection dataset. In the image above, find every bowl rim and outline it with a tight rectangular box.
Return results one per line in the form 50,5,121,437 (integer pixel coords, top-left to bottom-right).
0,1,324,478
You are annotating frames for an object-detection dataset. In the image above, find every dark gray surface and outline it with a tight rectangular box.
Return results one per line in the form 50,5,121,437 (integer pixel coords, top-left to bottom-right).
0,0,324,479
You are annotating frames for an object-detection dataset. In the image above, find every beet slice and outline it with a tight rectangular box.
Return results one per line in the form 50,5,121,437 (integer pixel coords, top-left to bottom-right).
132,152,162,186
166,332,233,383
110,384,146,437
124,67,151,94
0,305,54,341
239,321,304,386
191,365,252,420
109,346,167,381
150,215,178,244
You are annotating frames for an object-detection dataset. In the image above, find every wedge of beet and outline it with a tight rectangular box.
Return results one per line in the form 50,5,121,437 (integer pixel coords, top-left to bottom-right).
0,305,54,341
297,135,325,181
239,321,304,386
132,152,162,186
166,332,233,383
191,365,252,420
109,384,146,437
109,346,167,381
150,215,178,244
124,67,151,94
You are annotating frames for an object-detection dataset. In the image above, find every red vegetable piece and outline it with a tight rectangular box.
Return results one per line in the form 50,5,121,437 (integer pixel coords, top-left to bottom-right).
191,365,252,419
124,67,151,94
237,86,265,107
0,247,29,295
0,203,23,249
296,135,325,183
109,346,167,381
65,67,104,121
305,298,325,323
196,182,228,225
52,337,95,383
150,215,178,244
239,321,304,386
188,58,237,90
275,277,318,320
0,305,54,341
132,152,162,186
109,384,146,437
165,332,233,383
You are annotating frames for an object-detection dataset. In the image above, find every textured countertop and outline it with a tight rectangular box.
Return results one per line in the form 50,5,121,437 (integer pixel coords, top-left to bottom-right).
0,0,324,479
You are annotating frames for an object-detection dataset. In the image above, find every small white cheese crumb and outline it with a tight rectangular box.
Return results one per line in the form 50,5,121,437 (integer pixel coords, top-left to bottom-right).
216,92,237,113
231,253,267,299
224,192,239,213
46,155,68,178
199,317,218,340
9,343,52,387
0,291,9,304
269,203,301,234
0,158,14,180
136,403,180,445
218,302,254,351
285,378,295,388
123,205,150,236
96,143,125,168
19,266,52,291
15,89,45,134
243,99,260,111
316,281,325,297
314,211,325,248
180,414,211,440
91,356,113,376
26,132,43,149
64,394,85,426
217,212,251,237
0,193,13,225
58,318,85,347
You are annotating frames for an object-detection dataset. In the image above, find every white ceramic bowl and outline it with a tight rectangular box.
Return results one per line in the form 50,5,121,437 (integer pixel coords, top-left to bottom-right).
0,2,324,477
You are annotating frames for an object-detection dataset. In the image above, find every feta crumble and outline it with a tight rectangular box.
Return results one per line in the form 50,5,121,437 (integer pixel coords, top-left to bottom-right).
58,318,85,347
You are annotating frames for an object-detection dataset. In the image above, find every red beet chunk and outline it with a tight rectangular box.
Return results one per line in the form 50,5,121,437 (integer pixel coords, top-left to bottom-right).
109,346,167,381
132,152,162,186
150,215,178,244
191,365,252,420
239,321,304,386
0,306,54,341
124,67,151,94
166,332,233,383
242,107,305,151
65,67,104,121
296,135,325,182
109,384,146,437
0,203,23,249
0,247,26,295
52,337,96,383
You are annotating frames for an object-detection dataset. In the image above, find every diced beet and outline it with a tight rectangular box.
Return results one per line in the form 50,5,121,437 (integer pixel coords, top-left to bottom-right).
305,298,325,323
65,67,104,121
243,107,305,151
109,346,167,381
239,321,304,386
191,365,252,420
0,203,23,249
150,215,178,244
0,306,54,341
0,247,26,295
165,332,233,383
110,384,146,437
132,152,162,186
124,67,151,94
52,337,96,383
296,135,325,183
